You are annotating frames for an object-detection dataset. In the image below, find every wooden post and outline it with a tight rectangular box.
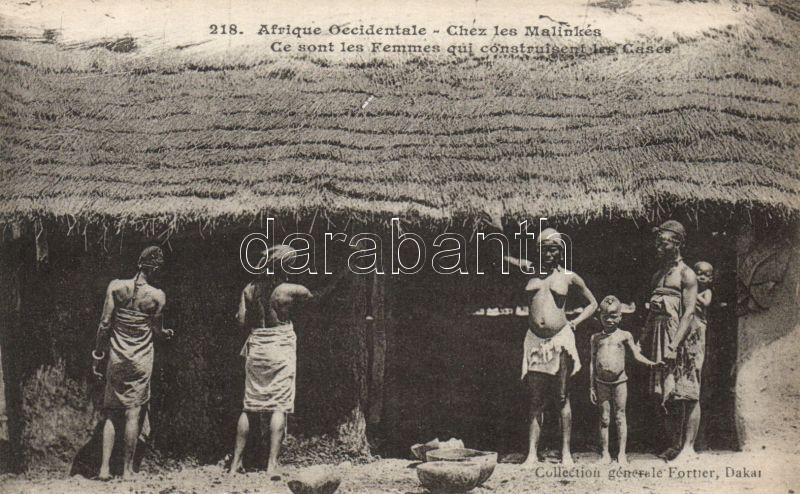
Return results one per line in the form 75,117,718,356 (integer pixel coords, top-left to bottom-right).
334,269,370,454
375,246,399,453
367,271,387,429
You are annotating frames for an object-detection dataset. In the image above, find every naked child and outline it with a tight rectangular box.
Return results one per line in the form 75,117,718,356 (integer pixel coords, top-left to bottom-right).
590,295,663,465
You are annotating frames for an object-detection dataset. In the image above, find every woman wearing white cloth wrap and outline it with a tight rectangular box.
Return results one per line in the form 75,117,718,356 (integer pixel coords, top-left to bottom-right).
505,228,598,467
230,244,347,477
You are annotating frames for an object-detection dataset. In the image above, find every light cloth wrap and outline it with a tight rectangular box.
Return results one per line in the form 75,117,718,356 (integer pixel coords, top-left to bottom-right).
104,307,154,409
240,323,297,413
521,323,581,379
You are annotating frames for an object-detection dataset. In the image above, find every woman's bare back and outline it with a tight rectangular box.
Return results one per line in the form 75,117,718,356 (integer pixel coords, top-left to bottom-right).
110,278,164,315
241,281,312,329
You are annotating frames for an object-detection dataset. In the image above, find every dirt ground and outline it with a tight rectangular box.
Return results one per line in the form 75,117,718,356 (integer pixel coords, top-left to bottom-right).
1,450,798,494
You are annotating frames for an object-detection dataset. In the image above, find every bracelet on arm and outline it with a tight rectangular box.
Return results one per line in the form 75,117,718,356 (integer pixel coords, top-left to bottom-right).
92,350,105,361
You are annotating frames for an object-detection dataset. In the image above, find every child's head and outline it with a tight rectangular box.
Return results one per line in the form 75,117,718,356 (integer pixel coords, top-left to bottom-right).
693,261,714,288
598,295,634,330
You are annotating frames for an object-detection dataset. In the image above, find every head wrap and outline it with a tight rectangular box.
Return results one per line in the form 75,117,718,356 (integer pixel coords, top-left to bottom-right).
539,227,563,246
138,246,164,269
258,244,298,271
652,220,686,243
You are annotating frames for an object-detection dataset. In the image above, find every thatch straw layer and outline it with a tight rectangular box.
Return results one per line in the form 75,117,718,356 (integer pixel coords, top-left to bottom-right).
1,13,798,228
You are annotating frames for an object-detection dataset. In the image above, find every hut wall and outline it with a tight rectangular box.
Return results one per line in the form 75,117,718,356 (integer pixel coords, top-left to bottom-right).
14,227,372,464
735,222,800,454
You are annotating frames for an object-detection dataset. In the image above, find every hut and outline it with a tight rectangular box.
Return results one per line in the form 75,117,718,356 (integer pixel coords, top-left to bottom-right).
1,2,799,471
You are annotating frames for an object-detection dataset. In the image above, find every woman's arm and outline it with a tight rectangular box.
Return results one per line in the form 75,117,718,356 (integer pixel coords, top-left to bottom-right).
94,281,116,355
293,269,349,306
92,281,117,377
667,268,698,358
150,290,172,339
504,255,533,270
568,273,598,328
236,285,250,328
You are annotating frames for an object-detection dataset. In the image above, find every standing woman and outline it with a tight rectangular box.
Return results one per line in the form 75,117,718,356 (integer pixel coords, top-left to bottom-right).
230,244,346,477
92,246,174,480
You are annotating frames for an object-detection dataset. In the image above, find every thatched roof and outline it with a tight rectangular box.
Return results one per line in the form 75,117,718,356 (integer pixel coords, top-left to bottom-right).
1,10,799,228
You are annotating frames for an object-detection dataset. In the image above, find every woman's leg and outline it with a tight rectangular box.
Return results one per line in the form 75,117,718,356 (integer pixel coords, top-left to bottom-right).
98,412,115,480
230,412,250,474
267,411,286,476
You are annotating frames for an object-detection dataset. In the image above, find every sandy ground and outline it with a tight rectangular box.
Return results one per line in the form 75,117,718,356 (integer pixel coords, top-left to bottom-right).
1,451,798,494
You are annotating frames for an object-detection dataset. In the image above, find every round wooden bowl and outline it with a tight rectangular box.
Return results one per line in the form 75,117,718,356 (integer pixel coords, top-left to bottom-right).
425,448,498,485
287,467,341,494
416,460,481,493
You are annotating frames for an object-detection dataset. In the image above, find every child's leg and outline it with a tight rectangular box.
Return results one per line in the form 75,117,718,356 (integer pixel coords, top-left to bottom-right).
614,382,629,464
596,382,612,464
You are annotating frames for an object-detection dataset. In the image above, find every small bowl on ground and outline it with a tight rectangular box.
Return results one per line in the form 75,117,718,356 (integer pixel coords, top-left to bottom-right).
416,460,481,494
411,439,440,461
425,448,498,485
287,466,341,494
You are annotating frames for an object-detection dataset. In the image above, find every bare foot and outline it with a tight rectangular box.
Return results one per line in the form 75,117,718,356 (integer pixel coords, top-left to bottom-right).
520,456,541,469
97,467,112,482
658,447,679,461
229,462,244,475
267,463,283,481
670,448,699,464
597,453,612,465
120,470,140,482
617,454,629,466
561,452,574,466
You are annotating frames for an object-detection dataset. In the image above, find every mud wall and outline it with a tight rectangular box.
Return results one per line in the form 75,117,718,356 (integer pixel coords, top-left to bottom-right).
735,222,800,454
10,226,367,464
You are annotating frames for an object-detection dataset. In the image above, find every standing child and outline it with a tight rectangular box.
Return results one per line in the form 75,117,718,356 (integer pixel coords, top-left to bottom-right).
590,296,664,465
